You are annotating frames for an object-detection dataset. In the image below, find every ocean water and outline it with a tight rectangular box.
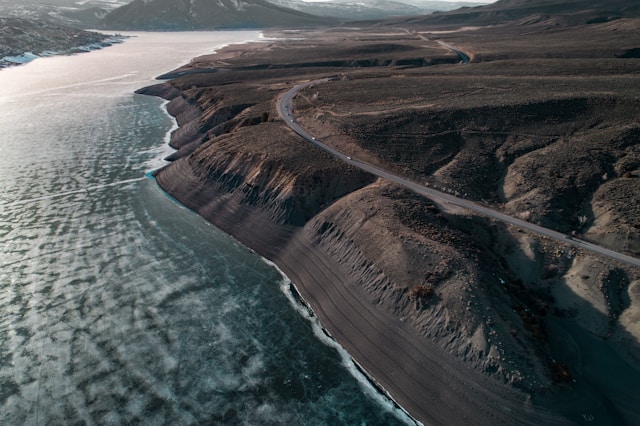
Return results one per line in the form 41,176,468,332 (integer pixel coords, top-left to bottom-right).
0,32,412,425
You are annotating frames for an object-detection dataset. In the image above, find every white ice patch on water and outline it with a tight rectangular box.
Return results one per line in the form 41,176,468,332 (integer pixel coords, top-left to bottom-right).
142,99,180,172
262,259,420,426
2,52,39,65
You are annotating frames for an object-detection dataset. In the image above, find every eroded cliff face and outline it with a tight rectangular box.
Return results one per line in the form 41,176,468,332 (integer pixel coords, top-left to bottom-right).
159,121,377,226
302,181,557,389
137,21,640,422
291,74,640,383
192,135,376,225
149,83,579,392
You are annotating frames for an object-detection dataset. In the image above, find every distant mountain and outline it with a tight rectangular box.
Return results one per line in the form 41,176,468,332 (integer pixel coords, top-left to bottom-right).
265,0,485,21
266,0,423,20
0,1,131,28
0,0,127,5
390,0,640,27
0,0,491,29
99,0,337,30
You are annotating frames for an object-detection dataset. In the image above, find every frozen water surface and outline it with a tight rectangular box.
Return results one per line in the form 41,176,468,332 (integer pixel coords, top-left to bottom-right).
0,32,412,425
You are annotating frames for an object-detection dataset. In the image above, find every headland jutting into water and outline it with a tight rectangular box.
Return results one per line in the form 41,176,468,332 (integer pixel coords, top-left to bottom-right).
138,18,640,425
0,17,127,69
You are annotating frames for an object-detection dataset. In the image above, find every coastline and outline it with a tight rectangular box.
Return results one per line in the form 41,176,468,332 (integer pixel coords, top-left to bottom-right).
143,55,416,422
0,34,127,69
269,259,417,424
152,155,561,425
140,45,568,423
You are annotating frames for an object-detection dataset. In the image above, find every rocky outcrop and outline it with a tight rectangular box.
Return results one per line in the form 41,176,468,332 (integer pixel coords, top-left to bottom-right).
303,181,558,388
100,0,336,30
148,77,570,398
0,17,118,68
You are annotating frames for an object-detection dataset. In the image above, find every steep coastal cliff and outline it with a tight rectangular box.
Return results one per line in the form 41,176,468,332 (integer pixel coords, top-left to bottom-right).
137,82,572,424
137,22,640,423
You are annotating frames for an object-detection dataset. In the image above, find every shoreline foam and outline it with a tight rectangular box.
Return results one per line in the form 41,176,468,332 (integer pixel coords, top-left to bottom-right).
269,259,419,425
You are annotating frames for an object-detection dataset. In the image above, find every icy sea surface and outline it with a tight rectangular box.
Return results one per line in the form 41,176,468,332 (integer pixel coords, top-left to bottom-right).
0,32,411,425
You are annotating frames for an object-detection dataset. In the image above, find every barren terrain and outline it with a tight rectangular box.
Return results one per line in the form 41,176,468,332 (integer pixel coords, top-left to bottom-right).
0,17,116,68
141,17,640,425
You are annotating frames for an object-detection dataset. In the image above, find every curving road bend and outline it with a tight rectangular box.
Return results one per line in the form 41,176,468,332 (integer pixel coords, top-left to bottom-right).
279,79,640,269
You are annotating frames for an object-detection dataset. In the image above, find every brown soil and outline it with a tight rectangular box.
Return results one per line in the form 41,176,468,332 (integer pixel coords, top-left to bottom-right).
140,19,640,425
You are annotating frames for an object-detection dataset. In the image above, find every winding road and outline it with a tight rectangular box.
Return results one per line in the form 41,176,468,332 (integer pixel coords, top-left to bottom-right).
279,79,640,269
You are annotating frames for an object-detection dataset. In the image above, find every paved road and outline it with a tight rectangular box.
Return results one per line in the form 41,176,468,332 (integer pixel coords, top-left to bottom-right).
279,79,640,269
402,29,471,64
435,40,471,64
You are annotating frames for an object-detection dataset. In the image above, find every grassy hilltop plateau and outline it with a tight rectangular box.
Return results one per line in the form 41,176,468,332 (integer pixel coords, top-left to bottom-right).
138,0,640,423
